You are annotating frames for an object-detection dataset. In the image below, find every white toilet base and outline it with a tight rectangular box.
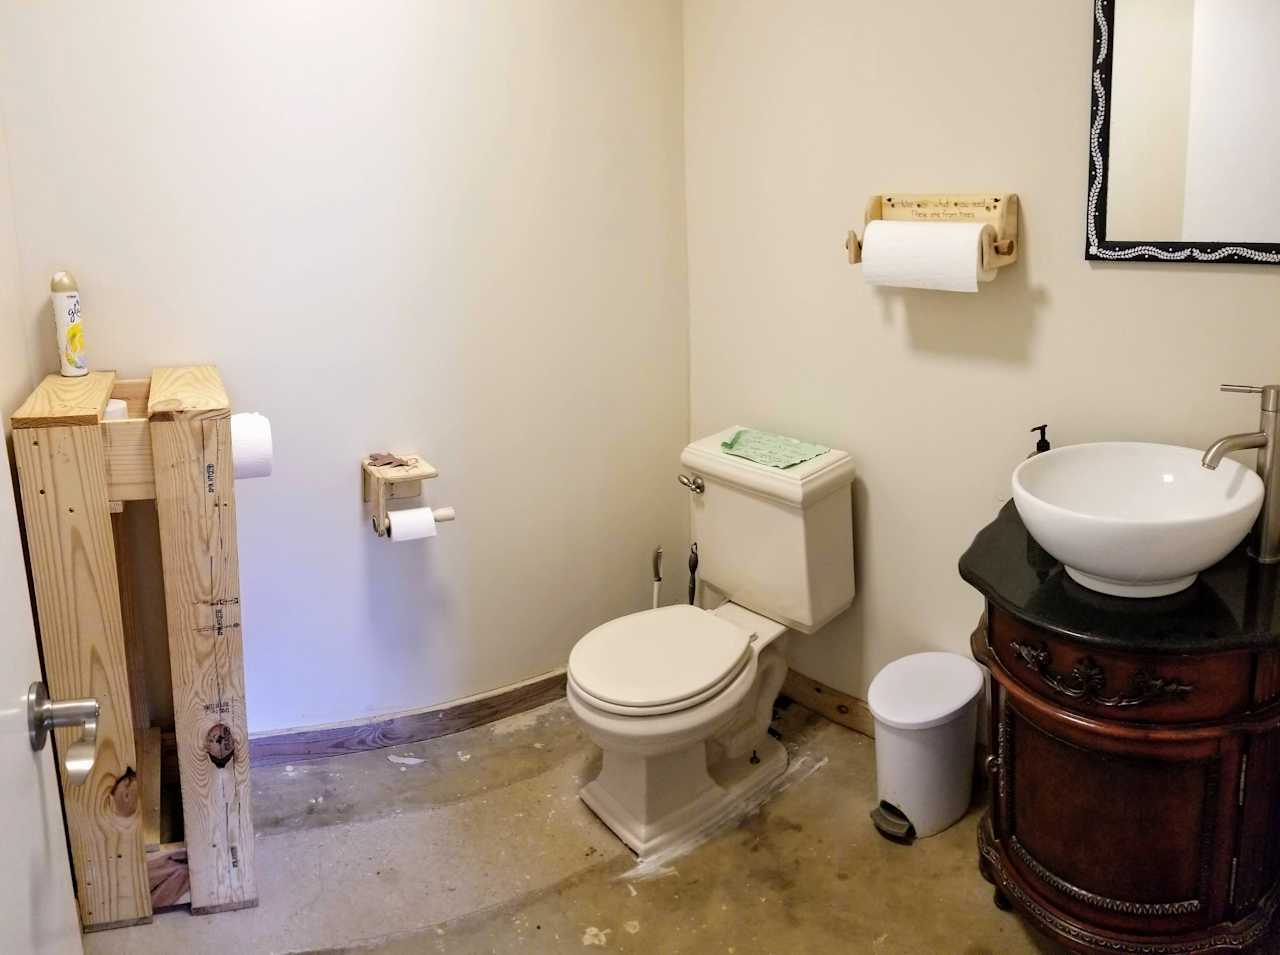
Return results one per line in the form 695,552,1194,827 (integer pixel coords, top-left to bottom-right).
580,736,788,859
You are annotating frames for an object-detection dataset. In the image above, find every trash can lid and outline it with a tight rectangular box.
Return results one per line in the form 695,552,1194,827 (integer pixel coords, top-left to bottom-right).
867,652,984,730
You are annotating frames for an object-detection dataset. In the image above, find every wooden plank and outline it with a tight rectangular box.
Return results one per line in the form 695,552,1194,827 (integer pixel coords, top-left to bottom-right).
11,426,151,928
250,669,567,765
161,730,180,781
110,377,151,418
147,365,229,416
146,842,191,910
112,506,150,733
150,399,257,913
103,418,156,500
781,668,876,739
11,370,115,429
139,727,163,848
158,780,182,845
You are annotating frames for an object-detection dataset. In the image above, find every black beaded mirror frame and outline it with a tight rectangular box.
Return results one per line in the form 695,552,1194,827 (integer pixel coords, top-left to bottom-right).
1086,0,1280,265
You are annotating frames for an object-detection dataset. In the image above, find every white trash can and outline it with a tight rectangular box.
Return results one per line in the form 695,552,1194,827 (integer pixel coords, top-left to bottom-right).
867,651,984,839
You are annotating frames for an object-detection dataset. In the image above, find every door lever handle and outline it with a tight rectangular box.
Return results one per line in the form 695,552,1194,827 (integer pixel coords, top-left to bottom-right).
678,473,705,494
27,681,99,786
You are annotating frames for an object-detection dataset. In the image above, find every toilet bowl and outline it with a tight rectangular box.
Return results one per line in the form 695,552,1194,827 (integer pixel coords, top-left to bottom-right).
568,427,858,858
567,603,790,857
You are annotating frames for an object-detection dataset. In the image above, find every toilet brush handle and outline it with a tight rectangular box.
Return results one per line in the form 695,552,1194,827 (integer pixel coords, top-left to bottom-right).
688,543,699,606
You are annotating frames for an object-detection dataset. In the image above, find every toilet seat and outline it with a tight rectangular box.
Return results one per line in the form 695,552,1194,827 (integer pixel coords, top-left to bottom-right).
568,662,747,716
569,605,752,716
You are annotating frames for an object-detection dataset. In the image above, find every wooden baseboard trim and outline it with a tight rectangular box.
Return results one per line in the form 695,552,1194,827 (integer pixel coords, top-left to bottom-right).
781,668,876,739
248,669,567,766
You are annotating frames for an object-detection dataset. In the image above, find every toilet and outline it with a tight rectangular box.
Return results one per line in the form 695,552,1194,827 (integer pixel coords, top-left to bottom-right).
567,427,857,856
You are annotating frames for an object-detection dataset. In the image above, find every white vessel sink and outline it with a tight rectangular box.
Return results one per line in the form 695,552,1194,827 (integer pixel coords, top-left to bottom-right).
1012,442,1264,598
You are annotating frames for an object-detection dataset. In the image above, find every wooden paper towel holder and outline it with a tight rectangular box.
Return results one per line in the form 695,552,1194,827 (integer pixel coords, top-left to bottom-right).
846,193,1020,272
362,453,455,538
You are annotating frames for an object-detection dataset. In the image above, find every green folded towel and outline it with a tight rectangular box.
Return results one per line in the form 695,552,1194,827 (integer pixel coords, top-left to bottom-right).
720,428,830,469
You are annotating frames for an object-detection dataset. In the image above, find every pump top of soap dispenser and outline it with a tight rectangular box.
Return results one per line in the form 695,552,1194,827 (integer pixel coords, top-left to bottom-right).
1030,424,1050,455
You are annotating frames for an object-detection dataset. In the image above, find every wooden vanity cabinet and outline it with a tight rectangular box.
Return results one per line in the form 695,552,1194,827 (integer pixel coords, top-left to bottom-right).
974,608,1280,953
961,502,1280,953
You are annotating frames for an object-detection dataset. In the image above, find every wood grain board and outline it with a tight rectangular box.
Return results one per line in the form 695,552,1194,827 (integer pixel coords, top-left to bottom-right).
146,842,191,910
781,668,875,739
138,727,163,848
11,370,115,428
11,424,152,929
110,377,151,418
150,392,257,913
251,669,567,765
103,418,156,500
148,365,230,416
112,507,151,734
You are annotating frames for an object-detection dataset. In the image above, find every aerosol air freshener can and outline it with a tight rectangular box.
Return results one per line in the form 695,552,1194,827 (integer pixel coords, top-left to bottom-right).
51,271,87,377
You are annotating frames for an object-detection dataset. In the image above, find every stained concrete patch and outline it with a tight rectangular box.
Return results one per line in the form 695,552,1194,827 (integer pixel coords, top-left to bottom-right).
249,701,587,836
386,754,425,766
619,751,829,882
85,699,1061,955
488,705,555,737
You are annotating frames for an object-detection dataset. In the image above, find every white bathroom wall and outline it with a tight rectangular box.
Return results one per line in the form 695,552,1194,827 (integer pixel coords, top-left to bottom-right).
683,0,1280,701
0,2,690,731
1181,0,1280,242
0,117,34,414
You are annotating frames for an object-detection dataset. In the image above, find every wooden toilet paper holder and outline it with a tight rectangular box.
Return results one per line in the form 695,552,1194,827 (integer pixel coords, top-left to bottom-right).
845,193,1020,272
361,453,456,537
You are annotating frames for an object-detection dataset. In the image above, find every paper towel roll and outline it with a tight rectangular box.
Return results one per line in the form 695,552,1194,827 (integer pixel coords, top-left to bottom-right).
387,506,437,541
103,398,128,420
860,220,997,292
230,412,273,480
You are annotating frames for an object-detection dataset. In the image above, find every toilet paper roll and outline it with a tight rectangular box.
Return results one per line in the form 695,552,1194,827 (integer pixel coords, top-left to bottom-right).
230,412,273,480
103,398,128,420
387,506,437,541
860,220,997,292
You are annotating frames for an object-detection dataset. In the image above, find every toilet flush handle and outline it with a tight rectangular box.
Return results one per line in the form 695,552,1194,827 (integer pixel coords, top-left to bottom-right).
678,474,705,494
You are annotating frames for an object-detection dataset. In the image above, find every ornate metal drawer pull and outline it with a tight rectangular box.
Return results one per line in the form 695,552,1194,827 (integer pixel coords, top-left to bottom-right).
1009,641,1194,708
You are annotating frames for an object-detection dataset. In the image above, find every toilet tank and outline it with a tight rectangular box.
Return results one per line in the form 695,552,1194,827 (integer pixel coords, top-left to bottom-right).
681,427,856,634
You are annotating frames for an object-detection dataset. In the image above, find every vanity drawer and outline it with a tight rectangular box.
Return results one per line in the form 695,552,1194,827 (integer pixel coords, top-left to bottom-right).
988,609,1252,724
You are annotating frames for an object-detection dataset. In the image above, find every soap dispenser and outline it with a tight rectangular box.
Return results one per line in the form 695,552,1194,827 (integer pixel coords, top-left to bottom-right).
1025,424,1056,578
1029,424,1050,457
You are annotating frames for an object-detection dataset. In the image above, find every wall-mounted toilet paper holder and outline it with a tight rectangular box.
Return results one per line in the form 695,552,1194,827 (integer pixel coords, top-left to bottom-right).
846,193,1020,272
362,453,456,538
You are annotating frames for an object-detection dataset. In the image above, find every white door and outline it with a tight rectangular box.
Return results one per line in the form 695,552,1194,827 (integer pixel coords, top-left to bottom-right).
0,431,83,954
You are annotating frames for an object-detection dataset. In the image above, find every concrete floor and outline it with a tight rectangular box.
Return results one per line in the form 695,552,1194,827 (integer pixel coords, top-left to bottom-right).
85,698,1058,955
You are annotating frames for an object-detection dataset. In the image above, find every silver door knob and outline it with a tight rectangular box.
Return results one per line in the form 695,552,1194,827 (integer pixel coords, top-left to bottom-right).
27,681,99,786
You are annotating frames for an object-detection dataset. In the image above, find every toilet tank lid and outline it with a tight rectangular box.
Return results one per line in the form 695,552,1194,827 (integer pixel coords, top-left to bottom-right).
681,426,855,507
868,652,984,730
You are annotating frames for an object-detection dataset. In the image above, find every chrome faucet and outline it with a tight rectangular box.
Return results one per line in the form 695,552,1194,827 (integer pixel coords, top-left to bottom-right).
1202,384,1280,563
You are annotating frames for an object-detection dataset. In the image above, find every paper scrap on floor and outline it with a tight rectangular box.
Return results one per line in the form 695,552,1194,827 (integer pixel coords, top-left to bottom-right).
720,429,829,469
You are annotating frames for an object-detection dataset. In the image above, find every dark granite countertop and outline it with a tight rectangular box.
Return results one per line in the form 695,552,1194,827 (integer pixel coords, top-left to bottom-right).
959,501,1280,654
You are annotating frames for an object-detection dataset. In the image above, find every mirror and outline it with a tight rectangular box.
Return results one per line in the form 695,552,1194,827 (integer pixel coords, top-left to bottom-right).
1087,0,1280,264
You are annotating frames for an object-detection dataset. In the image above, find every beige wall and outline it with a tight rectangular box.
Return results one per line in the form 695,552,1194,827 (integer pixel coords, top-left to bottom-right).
683,0,1280,700
0,1,690,731
9,0,1280,732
